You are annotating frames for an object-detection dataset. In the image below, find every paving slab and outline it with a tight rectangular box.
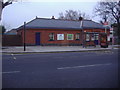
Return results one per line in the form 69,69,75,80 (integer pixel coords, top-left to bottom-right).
1,45,117,54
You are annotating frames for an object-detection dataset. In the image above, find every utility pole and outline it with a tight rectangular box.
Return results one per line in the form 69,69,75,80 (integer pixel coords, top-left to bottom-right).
24,22,26,51
79,17,85,48
82,22,85,48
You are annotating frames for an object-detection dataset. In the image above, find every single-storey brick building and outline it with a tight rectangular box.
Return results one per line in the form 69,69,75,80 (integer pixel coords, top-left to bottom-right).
17,17,110,46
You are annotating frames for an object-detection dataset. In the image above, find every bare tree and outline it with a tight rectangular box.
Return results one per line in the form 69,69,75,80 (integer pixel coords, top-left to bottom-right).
0,0,19,34
94,0,119,23
94,0,120,43
58,10,91,20
0,0,18,20
2,0,13,9
94,0,120,26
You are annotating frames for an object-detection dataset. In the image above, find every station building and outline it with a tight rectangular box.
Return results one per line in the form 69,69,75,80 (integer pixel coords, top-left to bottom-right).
17,17,110,46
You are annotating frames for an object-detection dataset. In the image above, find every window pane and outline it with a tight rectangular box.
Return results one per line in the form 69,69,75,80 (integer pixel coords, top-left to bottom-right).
57,34,64,40
91,34,94,41
76,33,80,40
86,34,90,41
67,34,74,40
94,34,99,40
49,33,54,40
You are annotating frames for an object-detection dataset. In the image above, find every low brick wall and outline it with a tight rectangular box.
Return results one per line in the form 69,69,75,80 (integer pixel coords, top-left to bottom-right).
2,35,22,46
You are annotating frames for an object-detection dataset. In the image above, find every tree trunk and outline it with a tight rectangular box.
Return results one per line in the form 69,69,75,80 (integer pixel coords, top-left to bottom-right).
0,1,2,48
117,21,120,44
0,1,2,21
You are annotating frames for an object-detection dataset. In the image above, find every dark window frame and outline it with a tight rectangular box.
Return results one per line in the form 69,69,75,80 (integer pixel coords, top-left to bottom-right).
49,33,54,41
75,33,80,40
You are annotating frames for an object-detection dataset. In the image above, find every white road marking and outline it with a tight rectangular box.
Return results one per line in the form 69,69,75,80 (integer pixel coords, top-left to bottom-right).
11,54,16,60
57,63,112,70
13,57,16,60
1,71,20,74
11,54,14,56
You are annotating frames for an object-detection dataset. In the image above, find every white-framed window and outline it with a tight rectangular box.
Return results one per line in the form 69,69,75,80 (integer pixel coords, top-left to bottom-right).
86,34,90,41
57,34,64,40
76,33,80,40
67,34,74,40
94,34,99,40
91,34,94,41
49,33,54,41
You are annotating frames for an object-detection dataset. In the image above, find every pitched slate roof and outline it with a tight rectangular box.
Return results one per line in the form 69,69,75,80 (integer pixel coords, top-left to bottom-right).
17,18,108,30
82,20,106,29
5,29,17,35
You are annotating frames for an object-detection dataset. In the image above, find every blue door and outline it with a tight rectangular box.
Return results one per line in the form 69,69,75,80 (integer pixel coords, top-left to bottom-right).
35,32,40,45
94,40,98,45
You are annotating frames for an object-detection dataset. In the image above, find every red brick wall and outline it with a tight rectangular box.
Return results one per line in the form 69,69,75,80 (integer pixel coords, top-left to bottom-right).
18,29,82,45
17,28,110,46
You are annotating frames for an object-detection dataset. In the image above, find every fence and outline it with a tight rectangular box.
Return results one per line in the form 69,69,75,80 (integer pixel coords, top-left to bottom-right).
2,35,22,46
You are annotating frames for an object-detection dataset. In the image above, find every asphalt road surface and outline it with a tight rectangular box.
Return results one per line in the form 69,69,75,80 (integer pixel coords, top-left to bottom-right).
2,49,119,88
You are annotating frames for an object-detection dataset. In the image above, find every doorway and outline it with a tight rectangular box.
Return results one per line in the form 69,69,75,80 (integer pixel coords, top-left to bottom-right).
94,34,99,45
35,32,41,45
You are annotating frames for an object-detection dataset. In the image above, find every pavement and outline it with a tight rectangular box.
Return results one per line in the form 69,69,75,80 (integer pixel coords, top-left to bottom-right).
1,45,119,53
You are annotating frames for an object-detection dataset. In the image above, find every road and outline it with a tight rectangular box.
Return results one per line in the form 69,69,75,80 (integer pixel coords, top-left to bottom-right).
2,49,119,88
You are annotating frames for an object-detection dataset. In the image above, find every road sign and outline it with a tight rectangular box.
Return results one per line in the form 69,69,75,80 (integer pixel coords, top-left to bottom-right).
104,22,108,26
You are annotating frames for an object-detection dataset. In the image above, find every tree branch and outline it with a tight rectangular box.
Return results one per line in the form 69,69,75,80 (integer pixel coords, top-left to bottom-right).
2,0,12,9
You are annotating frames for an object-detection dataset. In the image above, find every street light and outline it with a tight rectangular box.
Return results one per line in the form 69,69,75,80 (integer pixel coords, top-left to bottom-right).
23,22,26,51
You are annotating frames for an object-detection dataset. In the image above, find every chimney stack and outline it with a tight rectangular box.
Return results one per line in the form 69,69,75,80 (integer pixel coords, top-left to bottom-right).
51,16,55,19
36,16,38,19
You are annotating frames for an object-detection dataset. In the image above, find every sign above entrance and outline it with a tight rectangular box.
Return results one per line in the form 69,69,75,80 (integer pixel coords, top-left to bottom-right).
103,22,109,26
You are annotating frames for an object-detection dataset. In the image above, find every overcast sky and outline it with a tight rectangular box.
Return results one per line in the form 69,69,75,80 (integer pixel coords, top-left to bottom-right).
1,0,101,31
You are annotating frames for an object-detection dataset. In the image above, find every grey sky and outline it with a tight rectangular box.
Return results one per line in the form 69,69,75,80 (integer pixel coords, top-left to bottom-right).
1,1,100,31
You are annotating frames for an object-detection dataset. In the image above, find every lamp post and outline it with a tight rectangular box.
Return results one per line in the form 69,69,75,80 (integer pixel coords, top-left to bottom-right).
23,22,26,51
